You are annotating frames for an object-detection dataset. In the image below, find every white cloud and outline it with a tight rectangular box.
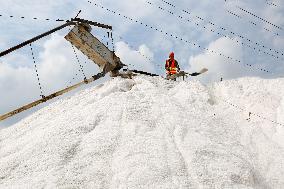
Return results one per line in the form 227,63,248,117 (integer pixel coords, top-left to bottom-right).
139,44,154,60
37,33,101,92
0,33,100,122
115,41,155,73
38,34,83,92
0,62,39,114
188,37,247,83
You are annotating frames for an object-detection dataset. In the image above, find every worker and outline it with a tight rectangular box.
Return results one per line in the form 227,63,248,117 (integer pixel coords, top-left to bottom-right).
165,52,180,76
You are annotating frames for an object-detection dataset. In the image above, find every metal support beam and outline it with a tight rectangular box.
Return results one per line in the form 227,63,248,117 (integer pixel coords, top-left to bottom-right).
0,18,112,58
0,72,105,121
0,21,77,57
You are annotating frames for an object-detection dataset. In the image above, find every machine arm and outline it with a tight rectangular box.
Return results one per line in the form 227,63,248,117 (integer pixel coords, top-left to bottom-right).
0,21,77,58
0,18,113,58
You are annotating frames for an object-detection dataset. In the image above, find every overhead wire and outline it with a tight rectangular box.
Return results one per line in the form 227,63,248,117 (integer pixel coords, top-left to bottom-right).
266,1,278,7
66,24,114,87
141,0,284,123
1,1,280,73
65,25,112,87
227,10,242,19
0,13,65,22
168,0,284,57
30,43,45,99
86,0,276,75
1,2,281,76
150,0,284,59
71,45,87,80
146,1,282,61
160,0,175,8
237,6,283,30
0,20,112,121
193,76,284,127
111,32,164,70
219,97,284,127
1,2,282,125
224,1,282,32
214,76,284,127
226,10,280,37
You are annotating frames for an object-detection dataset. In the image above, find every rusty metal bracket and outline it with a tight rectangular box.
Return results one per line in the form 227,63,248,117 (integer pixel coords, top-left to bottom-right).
71,18,112,30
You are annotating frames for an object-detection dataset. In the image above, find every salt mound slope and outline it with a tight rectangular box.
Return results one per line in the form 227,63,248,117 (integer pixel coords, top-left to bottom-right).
0,76,284,188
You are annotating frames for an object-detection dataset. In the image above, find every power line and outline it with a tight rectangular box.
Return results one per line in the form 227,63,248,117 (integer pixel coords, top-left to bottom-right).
30,43,45,99
150,0,284,59
146,1,282,61
124,56,284,127
86,0,275,75
164,0,284,56
114,34,152,61
197,76,284,127
0,13,65,22
71,45,87,80
225,0,283,35
112,32,164,70
227,10,242,19
160,0,175,8
266,0,278,7
66,53,91,88
220,97,284,127
107,31,160,69
66,72,80,87
113,33,263,78
226,10,280,37
237,6,283,30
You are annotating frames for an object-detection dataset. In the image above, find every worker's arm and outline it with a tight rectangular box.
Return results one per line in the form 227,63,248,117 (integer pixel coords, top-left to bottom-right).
175,60,180,71
165,60,169,70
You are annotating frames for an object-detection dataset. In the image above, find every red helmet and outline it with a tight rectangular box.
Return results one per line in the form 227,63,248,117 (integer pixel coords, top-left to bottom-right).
169,52,174,58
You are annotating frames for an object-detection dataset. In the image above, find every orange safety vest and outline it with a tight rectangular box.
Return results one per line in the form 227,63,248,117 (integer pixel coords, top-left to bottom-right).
166,59,178,75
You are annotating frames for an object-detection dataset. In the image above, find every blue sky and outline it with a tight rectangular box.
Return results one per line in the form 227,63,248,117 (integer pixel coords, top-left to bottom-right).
0,0,284,127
